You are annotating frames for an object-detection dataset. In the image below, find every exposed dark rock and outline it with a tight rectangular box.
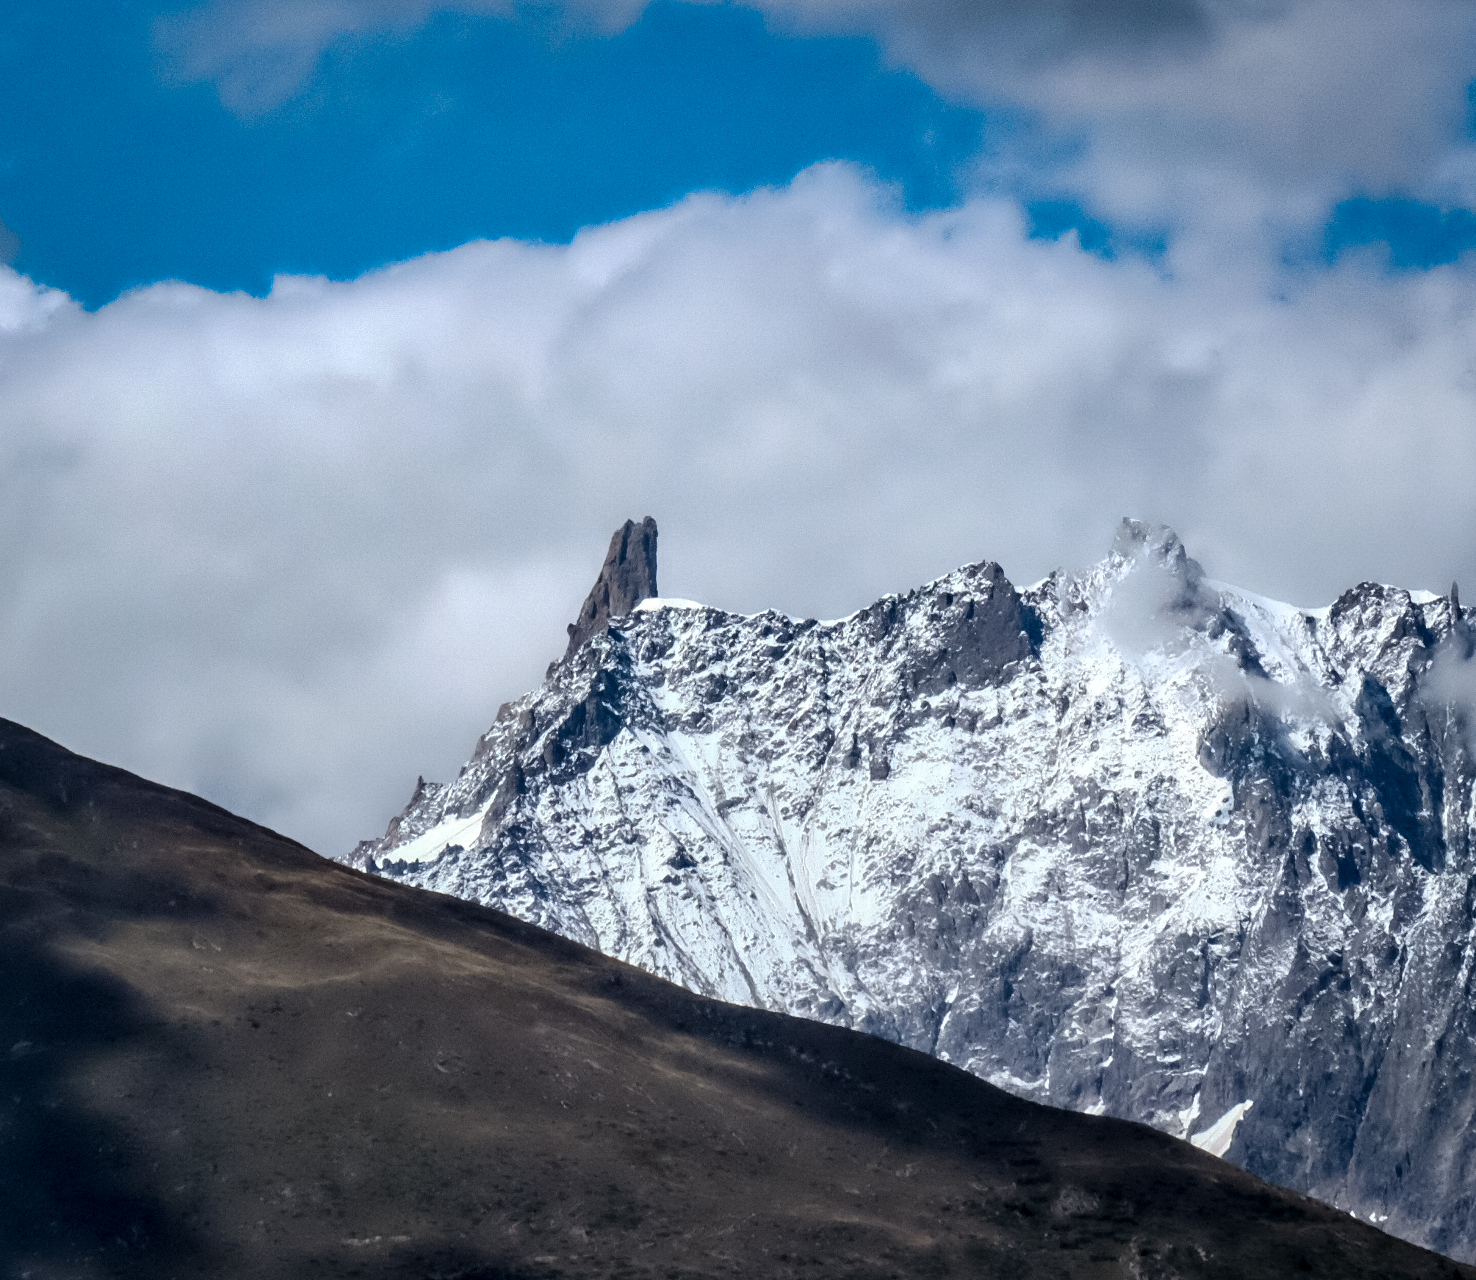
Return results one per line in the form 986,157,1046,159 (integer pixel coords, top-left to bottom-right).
912,561,1034,695
565,516,659,656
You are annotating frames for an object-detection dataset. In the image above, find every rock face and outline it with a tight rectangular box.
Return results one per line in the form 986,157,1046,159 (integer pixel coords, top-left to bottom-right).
564,516,659,656
346,518,1476,1262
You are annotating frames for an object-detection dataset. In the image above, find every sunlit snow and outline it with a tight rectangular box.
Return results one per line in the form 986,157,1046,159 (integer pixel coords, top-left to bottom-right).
1191,1100,1254,1158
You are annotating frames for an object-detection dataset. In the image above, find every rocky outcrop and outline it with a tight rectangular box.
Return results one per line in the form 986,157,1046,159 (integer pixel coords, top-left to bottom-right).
564,517,659,656
346,517,1476,1262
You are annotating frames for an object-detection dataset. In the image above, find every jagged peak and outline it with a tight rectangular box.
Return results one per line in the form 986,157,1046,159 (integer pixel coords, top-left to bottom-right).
565,517,659,657
1111,518,1205,588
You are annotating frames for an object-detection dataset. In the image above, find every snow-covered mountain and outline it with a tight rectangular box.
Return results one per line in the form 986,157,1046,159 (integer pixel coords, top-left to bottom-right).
344,518,1476,1261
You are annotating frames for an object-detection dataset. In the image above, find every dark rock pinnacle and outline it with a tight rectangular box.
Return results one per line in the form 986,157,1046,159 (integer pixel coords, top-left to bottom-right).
565,517,659,657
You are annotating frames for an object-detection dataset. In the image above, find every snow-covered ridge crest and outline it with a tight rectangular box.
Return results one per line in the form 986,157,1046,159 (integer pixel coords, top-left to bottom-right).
632,597,703,612
344,517,1476,1262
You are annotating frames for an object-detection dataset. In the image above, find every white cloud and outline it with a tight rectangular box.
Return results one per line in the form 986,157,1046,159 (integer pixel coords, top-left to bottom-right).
5,164,1476,852
0,270,71,332
1415,631,1476,758
159,0,1476,247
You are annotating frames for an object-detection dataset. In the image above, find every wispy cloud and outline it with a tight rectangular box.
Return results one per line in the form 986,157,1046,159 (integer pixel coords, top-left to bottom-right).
155,0,644,115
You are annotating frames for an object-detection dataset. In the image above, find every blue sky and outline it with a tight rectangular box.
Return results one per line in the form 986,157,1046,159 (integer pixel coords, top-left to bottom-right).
8,0,1476,851
3,0,997,305
9,0,1474,309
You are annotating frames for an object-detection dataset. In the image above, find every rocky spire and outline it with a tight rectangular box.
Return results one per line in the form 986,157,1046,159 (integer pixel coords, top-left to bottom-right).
565,517,659,657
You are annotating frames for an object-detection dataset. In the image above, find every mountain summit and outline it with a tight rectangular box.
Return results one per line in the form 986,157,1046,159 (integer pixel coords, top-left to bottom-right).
565,516,659,656
349,519,1476,1261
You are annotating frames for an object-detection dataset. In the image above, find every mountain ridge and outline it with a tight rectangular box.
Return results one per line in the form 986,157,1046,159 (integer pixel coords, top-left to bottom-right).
348,518,1476,1261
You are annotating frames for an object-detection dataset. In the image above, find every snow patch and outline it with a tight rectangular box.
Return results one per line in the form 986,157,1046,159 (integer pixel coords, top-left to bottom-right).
1177,1093,1202,1139
1190,1100,1253,1158
382,806,488,864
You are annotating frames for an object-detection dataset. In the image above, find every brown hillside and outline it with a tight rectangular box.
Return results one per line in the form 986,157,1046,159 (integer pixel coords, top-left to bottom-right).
0,717,1467,1280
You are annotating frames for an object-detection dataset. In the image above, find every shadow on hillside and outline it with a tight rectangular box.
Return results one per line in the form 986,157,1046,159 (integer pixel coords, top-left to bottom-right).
0,919,209,1277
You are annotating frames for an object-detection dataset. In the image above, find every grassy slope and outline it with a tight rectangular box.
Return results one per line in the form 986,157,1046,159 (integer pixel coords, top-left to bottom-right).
0,716,1469,1280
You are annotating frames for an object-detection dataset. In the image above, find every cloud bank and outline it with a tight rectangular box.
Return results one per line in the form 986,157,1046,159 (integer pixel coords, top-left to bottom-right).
4,163,1476,852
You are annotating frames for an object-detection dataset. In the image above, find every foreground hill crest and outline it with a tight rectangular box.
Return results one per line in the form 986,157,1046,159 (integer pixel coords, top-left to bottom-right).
7,713,1471,1277
348,517,1476,1262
